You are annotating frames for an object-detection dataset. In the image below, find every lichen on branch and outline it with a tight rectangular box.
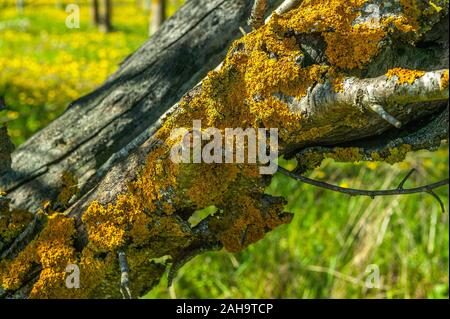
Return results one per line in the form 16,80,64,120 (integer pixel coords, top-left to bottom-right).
0,0,448,298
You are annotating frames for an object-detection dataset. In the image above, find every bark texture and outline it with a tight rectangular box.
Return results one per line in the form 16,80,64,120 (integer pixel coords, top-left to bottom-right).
0,0,448,299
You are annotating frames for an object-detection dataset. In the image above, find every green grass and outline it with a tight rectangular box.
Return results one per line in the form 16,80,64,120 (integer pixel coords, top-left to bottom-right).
1,2,449,299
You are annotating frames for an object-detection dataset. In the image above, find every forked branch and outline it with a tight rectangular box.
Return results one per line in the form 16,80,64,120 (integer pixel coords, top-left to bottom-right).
277,166,449,212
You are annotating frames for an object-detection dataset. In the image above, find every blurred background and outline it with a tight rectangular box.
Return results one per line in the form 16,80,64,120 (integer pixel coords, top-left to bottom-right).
0,0,448,299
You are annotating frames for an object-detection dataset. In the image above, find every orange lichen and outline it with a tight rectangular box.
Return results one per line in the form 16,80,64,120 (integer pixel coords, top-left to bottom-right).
212,195,291,253
277,0,389,70
324,23,387,69
328,67,346,93
386,67,426,84
399,0,422,31
0,213,77,298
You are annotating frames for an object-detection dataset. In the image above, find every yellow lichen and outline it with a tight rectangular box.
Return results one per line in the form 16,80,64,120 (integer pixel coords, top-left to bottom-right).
382,15,416,34
386,67,426,85
277,0,389,70
399,0,422,31
83,201,128,252
56,171,79,209
324,23,387,69
212,195,291,253
385,145,413,164
328,67,346,93
440,70,449,90
1,213,77,298
370,145,413,164
82,191,155,252
0,209,34,245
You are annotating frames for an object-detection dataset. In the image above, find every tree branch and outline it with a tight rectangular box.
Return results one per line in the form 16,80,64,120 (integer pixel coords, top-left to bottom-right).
284,69,448,122
277,166,449,211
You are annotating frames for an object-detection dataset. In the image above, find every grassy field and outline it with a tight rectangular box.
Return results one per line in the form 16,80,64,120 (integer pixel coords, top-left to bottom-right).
1,2,448,299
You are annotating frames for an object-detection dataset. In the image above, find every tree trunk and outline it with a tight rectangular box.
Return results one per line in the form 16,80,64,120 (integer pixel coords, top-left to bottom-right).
149,0,166,36
0,0,448,299
90,0,100,27
144,0,151,12
15,0,25,13
99,0,113,32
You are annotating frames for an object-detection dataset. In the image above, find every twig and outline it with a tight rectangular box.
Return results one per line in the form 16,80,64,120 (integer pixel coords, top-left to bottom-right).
426,190,446,213
277,166,449,212
239,26,247,36
368,104,402,128
118,251,132,299
249,0,267,30
398,169,416,190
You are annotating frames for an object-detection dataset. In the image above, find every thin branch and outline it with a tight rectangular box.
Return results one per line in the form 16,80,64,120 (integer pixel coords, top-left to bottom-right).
398,169,416,190
427,190,446,213
118,251,132,299
277,166,449,211
239,26,248,36
368,104,402,128
240,225,250,246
